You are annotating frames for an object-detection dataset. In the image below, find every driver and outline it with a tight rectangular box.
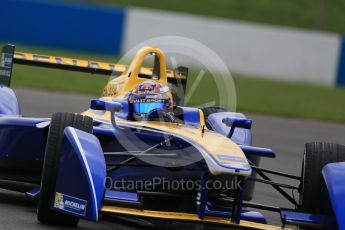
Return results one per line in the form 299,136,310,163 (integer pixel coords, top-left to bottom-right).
128,80,174,121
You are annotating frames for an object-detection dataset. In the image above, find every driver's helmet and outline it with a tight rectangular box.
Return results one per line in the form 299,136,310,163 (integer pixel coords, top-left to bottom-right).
128,80,172,121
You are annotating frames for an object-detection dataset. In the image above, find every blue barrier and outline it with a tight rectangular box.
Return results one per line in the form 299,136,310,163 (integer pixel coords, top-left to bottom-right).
337,38,345,86
0,0,125,54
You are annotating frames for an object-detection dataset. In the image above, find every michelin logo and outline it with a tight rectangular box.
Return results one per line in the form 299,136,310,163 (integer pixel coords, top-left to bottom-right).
54,192,87,216
65,200,86,210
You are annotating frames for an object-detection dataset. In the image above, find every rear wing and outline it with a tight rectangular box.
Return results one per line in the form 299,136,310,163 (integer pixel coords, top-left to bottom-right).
0,44,188,104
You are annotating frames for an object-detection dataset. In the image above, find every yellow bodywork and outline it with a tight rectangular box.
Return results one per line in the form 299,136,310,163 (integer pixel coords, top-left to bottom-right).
102,46,169,98
101,206,290,230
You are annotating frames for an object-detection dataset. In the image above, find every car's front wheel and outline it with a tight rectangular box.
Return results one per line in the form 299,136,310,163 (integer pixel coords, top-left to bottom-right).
37,112,93,226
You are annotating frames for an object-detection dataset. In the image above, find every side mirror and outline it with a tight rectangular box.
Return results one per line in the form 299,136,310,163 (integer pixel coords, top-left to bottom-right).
222,118,252,138
222,118,252,129
90,99,123,130
90,99,122,112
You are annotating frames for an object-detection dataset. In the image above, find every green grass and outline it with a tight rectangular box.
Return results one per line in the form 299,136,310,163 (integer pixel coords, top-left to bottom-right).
185,71,345,123
75,0,345,34
12,65,108,95
4,43,345,122
234,76,345,122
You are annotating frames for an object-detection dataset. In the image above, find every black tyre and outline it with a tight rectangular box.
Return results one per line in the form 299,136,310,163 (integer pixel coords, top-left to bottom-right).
300,142,345,213
200,107,226,130
37,112,93,226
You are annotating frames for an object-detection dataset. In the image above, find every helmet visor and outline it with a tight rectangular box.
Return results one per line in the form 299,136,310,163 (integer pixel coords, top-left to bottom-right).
131,102,166,115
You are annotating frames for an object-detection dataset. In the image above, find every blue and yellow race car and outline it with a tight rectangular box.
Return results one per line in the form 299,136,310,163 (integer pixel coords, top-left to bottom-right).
0,44,344,229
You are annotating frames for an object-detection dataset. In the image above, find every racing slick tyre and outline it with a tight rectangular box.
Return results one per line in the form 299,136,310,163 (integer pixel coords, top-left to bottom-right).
300,142,345,214
37,112,93,226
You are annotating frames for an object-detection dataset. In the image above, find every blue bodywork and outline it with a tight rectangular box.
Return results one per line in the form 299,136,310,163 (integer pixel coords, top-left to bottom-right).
207,112,252,145
52,127,106,221
280,209,328,229
178,106,201,127
206,207,267,224
322,162,345,229
0,86,20,116
0,116,48,174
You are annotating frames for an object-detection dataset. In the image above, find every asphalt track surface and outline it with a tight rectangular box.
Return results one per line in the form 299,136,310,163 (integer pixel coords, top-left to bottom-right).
0,88,345,229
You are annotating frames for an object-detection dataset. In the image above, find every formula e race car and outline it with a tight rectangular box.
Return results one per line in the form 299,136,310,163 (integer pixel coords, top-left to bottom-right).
0,44,344,229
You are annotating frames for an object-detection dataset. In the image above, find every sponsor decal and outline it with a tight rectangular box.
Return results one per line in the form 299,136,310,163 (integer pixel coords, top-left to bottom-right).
0,68,11,77
1,53,12,68
0,53,5,67
12,52,184,80
217,154,247,163
54,192,87,216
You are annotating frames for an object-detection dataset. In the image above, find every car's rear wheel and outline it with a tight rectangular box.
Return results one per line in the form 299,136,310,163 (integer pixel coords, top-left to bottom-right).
300,142,345,214
37,112,93,226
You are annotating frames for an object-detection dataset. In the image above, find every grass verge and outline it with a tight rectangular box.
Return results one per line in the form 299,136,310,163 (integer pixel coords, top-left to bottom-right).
77,0,345,34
